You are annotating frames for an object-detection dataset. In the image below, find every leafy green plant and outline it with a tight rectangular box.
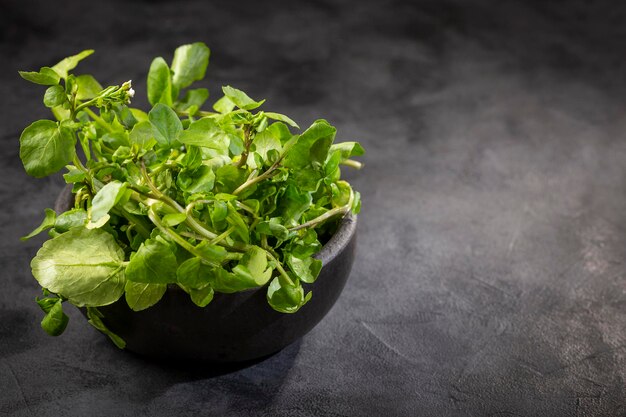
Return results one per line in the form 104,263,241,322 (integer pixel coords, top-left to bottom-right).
19,42,363,347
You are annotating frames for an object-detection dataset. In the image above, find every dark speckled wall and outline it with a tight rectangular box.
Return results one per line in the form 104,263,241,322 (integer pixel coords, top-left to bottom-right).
1,1,625,416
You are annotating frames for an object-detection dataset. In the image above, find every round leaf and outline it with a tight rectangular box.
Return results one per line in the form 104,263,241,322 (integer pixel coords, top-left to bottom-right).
171,42,210,91
149,103,182,147
177,257,213,289
20,120,76,178
124,281,167,312
266,277,311,313
31,227,126,307
43,85,67,108
126,238,178,284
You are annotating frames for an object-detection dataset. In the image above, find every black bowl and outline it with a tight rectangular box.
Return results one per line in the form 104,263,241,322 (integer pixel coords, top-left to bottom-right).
55,186,357,362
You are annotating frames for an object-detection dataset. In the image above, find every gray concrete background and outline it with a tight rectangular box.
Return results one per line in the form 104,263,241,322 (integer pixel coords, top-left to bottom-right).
1,0,625,415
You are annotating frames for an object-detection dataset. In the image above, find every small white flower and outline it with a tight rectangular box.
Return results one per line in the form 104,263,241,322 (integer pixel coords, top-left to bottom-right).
128,88,135,98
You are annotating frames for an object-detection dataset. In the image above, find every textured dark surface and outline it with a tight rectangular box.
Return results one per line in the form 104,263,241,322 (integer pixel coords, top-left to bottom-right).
1,0,626,416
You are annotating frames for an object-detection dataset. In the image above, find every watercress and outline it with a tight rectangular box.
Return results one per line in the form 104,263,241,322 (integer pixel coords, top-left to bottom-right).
19,42,363,346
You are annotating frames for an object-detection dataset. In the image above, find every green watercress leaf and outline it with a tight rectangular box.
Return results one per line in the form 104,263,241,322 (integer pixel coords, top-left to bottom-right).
250,127,282,168
51,105,71,122
286,254,322,284
331,180,352,208
291,167,323,192
129,120,156,149
176,88,209,114
209,267,258,293
149,103,182,147
101,131,130,151
215,165,247,193
351,191,362,214
31,227,126,307
54,208,87,233
20,120,76,178
176,257,212,289
213,95,235,113
195,242,228,263
19,67,60,86
52,49,94,79
329,142,365,159
162,212,187,227
113,104,138,130
43,85,66,108
283,119,335,169
279,184,312,226
88,181,127,228
267,277,311,313
36,295,58,313
226,203,250,243
256,218,289,240
177,165,215,194
75,74,103,100
176,259,216,307
188,286,214,307
222,86,265,110
171,42,210,91
147,57,173,106
233,246,273,286
181,145,202,170
284,229,321,258
126,238,178,284
178,118,229,154
21,208,56,241
130,108,149,123
124,281,167,311
264,112,299,128
86,307,126,348
38,297,69,336
63,166,85,183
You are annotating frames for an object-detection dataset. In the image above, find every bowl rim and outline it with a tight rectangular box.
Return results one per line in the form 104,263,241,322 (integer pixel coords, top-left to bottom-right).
54,185,358,295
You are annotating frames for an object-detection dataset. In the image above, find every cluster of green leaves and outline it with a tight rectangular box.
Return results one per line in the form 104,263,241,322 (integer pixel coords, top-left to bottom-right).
20,42,363,346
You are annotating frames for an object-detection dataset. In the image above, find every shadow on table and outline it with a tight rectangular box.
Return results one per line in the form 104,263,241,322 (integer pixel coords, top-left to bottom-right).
111,339,302,409
128,338,302,379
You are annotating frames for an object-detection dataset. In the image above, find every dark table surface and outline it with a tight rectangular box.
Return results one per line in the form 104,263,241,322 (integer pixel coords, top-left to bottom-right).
1,1,625,416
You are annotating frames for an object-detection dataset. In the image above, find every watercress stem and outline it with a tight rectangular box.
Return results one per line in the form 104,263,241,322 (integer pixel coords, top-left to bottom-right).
72,154,88,173
179,231,208,241
236,126,253,168
147,207,219,267
233,159,281,195
74,85,118,113
176,109,217,118
209,226,235,246
140,161,185,211
289,189,354,232
265,251,295,287
185,199,214,210
235,201,257,217
112,207,150,239
83,108,114,133
341,159,363,169
74,98,98,113
141,161,221,241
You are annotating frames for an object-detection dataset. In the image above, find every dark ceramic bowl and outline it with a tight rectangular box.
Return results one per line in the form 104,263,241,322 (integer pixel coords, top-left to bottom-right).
55,186,357,362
